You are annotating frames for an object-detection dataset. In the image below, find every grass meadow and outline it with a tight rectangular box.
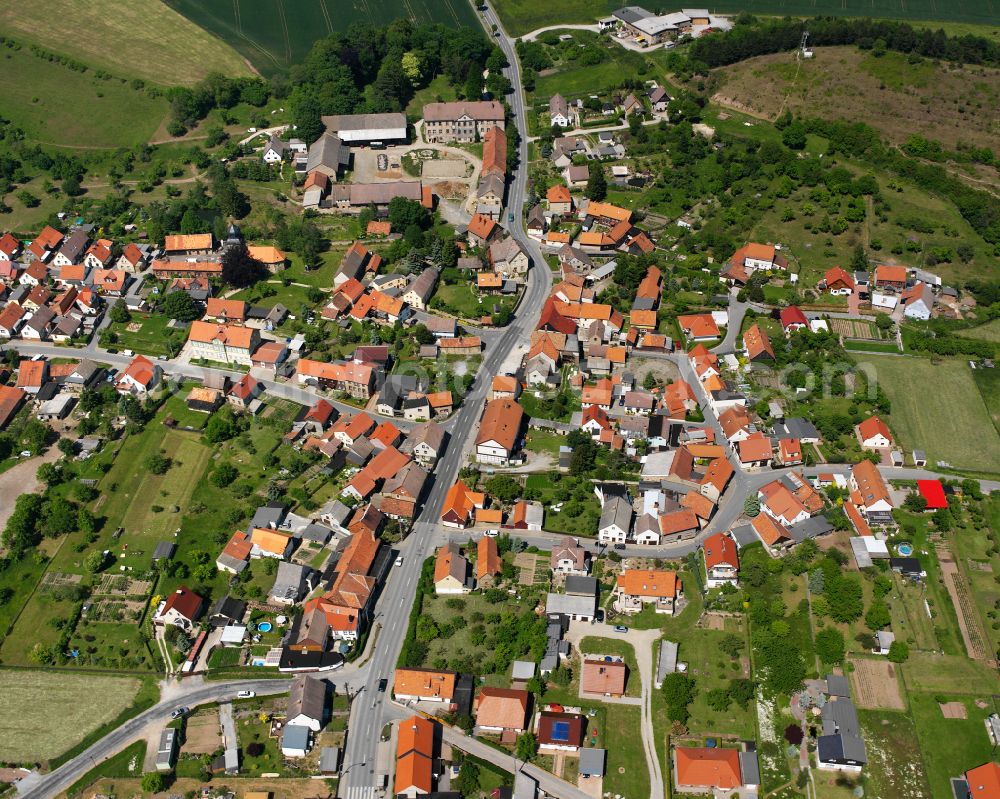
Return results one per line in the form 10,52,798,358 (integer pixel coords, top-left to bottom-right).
0,45,167,148
0,670,143,762
0,0,251,86
854,354,1000,473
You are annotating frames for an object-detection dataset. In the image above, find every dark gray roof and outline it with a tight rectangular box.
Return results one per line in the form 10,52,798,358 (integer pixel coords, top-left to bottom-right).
320,746,340,773
825,674,850,698
59,230,89,262
818,733,867,765
730,523,758,547
153,541,176,561
773,417,821,440
788,515,834,542
306,132,350,173
738,751,761,786
564,575,598,597
614,6,653,24
301,523,333,544
288,675,326,722
579,748,606,776
599,494,632,533
250,503,287,530
209,595,247,625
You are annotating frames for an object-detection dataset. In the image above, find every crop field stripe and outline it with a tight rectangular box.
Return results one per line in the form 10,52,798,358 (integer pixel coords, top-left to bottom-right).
319,0,333,35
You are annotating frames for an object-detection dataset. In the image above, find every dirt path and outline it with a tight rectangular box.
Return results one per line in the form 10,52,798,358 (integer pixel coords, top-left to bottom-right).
0,447,61,532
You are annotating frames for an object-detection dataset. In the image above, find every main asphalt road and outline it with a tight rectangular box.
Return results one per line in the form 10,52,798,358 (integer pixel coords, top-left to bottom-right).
336,6,553,798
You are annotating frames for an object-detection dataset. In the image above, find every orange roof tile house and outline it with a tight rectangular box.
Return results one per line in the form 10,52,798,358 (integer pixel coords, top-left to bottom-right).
614,569,681,616
475,687,529,734
674,747,743,792
581,658,627,697
393,668,456,703
856,415,893,449
703,532,739,587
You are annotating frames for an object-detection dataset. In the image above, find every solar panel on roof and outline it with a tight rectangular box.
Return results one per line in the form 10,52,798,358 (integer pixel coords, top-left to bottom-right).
552,721,570,741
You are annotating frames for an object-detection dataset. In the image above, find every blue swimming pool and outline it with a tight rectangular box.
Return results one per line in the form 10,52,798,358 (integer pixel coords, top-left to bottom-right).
258,621,273,632
897,543,913,556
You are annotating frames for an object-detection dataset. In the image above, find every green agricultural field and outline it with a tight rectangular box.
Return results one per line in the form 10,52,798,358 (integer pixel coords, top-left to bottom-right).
853,354,1000,473
495,0,1000,33
972,367,1000,435
0,46,167,149
165,0,479,76
0,670,143,763
0,0,251,86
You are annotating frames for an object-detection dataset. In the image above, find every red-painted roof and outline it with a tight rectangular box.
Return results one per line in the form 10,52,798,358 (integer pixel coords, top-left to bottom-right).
917,479,947,510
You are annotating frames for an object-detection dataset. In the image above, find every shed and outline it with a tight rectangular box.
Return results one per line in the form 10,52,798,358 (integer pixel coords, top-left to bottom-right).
220,625,247,646
152,541,176,562
156,728,177,771
511,661,536,682
579,747,606,777
320,746,341,774
655,640,678,688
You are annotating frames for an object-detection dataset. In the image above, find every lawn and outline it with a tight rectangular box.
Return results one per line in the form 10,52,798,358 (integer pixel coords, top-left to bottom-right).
858,709,931,799
117,430,211,563
433,281,515,321
0,0,251,86
577,636,641,698
523,429,569,456
406,74,458,118
909,693,998,798
602,704,649,799
900,651,999,695
853,354,1000,473
0,573,79,665
101,313,186,357
524,473,601,537
0,44,167,149
66,740,145,797
0,670,143,763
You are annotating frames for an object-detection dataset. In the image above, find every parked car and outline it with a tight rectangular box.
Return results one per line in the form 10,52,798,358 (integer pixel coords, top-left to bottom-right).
484,529,499,538
236,691,255,699
395,555,404,566
614,625,629,633
614,543,626,550
171,707,189,719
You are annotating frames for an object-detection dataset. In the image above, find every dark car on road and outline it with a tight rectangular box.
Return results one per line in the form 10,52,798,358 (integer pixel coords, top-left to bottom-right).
377,678,388,692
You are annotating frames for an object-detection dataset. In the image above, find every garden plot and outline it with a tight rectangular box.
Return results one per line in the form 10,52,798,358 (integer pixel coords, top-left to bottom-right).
849,658,905,710
830,318,886,341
